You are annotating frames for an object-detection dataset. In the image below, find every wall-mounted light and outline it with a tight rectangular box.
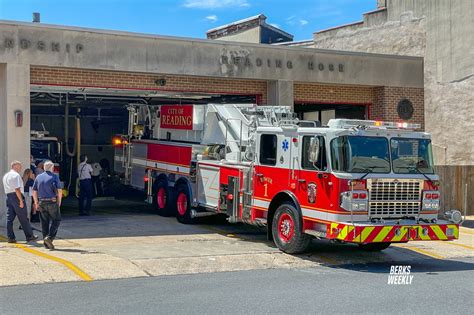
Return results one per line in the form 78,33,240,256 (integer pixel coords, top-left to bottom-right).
14,110,23,127
155,78,167,86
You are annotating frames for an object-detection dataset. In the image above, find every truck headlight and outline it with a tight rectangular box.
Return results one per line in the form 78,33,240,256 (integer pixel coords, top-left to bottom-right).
422,191,440,211
339,191,368,211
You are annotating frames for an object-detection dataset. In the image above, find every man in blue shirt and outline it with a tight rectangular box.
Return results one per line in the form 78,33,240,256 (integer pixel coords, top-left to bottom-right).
32,160,63,250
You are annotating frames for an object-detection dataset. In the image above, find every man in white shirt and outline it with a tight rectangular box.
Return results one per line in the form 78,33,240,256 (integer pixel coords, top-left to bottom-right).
2,161,38,243
77,155,93,216
91,162,102,196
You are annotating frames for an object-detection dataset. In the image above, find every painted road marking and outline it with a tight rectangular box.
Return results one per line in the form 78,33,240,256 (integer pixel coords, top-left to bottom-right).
0,236,93,282
460,229,474,235
396,244,445,259
444,242,474,251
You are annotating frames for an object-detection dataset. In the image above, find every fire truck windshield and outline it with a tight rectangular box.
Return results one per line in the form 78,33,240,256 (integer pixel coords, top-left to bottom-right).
31,140,59,161
330,136,435,174
390,138,434,174
331,136,390,173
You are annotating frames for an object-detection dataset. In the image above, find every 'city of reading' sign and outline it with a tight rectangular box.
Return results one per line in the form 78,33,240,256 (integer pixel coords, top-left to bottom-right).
160,105,194,130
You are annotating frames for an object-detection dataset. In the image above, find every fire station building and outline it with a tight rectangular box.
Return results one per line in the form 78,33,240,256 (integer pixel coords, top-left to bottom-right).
0,20,423,219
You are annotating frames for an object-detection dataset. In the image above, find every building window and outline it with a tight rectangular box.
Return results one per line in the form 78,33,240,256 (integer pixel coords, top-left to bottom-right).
259,134,277,165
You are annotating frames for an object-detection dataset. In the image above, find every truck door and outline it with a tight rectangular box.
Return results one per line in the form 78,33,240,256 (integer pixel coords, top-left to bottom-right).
296,135,332,221
252,133,280,214
253,132,295,212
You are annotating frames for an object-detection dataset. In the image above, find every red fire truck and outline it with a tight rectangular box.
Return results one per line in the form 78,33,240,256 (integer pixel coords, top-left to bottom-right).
114,104,461,253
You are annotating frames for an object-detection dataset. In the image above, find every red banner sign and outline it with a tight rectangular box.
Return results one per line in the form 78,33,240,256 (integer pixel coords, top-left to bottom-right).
160,105,194,130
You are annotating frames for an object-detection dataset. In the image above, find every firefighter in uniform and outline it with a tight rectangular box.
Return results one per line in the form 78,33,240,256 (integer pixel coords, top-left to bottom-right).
78,155,93,216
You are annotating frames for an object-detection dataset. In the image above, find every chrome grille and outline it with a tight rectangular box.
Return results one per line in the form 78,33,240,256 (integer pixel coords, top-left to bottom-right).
369,202,420,217
367,179,422,218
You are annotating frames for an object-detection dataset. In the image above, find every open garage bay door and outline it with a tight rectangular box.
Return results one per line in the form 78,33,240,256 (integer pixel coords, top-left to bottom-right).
30,86,258,196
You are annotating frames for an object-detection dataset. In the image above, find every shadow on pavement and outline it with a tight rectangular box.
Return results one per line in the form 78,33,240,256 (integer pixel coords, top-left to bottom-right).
461,218,474,228
291,239,474,274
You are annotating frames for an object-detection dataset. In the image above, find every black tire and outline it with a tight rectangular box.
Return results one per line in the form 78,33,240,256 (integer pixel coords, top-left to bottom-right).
152,179,175,216
272,202,311,254
358,242,391,251
175,184,194,224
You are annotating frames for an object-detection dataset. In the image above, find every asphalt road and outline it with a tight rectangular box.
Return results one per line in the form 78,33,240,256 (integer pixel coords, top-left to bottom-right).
1,257,473,314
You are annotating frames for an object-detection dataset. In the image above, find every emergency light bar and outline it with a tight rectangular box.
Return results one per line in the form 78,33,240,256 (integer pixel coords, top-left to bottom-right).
327,119,421,130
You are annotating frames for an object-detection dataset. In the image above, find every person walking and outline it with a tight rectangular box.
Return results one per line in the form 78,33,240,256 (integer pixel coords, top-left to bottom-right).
2,161,38,243
32,160,62,250
22,169,35,222
78,155,93,216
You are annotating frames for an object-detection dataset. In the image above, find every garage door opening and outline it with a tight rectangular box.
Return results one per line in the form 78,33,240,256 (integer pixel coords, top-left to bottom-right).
294,103,369,126
30,86,259,200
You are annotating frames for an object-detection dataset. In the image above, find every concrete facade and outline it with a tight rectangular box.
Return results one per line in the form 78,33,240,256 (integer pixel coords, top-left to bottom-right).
0,63,30,223
0,20,424,223
309,0,474,166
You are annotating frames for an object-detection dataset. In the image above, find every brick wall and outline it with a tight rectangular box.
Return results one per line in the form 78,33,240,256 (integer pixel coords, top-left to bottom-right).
30,66,424,126
372,86,424,128
30,66,268,104
294,82,424,128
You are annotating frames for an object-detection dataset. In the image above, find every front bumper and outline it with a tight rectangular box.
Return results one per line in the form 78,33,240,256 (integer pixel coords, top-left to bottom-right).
327,221,459,244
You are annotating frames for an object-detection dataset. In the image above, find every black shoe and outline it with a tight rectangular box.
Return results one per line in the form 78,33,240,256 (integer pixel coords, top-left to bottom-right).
7,238,17,243
19,225,23,230
26,235,39,242
43,237,55,250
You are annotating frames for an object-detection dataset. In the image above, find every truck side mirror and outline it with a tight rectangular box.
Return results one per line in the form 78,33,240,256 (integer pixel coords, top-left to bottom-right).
308,137,320,164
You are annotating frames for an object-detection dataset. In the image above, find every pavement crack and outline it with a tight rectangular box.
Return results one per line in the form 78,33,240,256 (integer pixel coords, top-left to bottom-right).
129,260,153,277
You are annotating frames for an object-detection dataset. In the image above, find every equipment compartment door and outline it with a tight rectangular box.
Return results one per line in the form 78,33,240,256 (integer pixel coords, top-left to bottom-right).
196,163,220,208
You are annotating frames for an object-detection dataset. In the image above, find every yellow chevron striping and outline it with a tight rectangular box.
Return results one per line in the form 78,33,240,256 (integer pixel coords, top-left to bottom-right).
448,225,459,238
373,226,392,243
360,226,375,243
346,226,355,240
419,227,431,241
431,225,448,240
391,228,408,242
338,226,348,240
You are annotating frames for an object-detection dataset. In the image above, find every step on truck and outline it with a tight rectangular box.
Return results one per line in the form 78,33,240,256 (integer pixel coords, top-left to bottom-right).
113,103,461,253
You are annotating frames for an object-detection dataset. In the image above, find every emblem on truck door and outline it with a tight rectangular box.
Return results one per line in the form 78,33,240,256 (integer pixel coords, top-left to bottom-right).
282,139,289,151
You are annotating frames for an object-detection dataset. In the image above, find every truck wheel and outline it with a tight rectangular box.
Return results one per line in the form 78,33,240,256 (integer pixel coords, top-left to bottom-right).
358,242,391,251
272,202,311,254
176,185,194,224
153,180,175,216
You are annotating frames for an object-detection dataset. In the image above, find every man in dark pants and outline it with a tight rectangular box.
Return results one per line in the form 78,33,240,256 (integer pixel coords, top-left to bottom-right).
78,155,93,216
32,160,62,250
2,161,38,243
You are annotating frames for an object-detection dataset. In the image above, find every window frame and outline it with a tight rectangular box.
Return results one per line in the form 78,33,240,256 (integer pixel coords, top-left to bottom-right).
390,137,435,174
259,134,278,166
301,135,328,171
330,135,391,174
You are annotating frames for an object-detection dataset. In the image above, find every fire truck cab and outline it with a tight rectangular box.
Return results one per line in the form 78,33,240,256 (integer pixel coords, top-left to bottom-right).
114,104,461,254
31,129,63,176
